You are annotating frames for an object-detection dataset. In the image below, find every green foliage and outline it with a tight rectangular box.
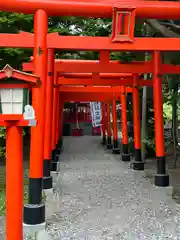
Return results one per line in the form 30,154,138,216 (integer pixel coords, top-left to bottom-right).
0,12,33,69
0,127,6,157
163,103,172,121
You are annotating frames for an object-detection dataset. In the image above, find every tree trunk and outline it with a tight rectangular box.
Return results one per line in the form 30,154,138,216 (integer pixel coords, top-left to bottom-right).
146,19,179,38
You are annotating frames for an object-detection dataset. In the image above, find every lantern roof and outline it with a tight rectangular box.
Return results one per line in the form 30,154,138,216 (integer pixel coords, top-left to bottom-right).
0,64,40,85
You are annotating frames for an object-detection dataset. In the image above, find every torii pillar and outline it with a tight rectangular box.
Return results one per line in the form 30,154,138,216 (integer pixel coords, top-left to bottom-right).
132,75,144,170
112,98,120,154
106,102,113,149
153,51,169,187
43,49,54,190
56,96,63,153
51,71,59,171
120,87,131,161
101,103,106,145
23,10,48,226
57,99,64,149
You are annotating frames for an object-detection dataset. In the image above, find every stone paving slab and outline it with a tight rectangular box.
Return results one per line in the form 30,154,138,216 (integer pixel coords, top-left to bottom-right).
46,136,180,240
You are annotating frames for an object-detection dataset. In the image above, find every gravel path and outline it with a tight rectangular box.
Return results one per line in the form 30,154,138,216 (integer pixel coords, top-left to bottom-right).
46,136,180,240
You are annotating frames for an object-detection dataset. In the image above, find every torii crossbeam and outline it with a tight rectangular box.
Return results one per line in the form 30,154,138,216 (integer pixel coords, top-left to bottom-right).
1,32,180,51
0,0,180,19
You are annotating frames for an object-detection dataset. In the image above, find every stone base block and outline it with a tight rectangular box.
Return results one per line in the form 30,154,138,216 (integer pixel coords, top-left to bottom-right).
154,185,173,197
23,222,50,240
51,171,60,182
43,188,61,218
132,169,147,178
56,161,60,172
23,222,46,234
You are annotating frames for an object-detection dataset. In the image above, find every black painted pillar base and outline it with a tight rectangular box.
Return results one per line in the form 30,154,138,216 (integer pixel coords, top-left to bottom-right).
106,136,112,149
24,177,45,225
56,137,63,155
122,144,129,154
155,174,169,187
24,203,45,225
101,135,106,145
134,148,141,162
133,161,144,170
52,149,59,162
132,148,145,171
56,145,61,155
112,140,120,154
43,176,53,189
58,136,63,148
43,159,53,189
122,153,131,162
154,156,169,187
121,144,131,161
51,149,58,171
112,148,120,154
51,161,58,172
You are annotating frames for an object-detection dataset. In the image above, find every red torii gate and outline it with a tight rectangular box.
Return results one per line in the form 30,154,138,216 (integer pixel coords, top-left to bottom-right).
23,60,153,86
23,57,151,166
23,55,180,74
0,0,179,238
60,86,132,154
23,57,150,169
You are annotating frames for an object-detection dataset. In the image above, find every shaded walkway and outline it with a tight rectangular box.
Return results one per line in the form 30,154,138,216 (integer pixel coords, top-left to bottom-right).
47,136,180,239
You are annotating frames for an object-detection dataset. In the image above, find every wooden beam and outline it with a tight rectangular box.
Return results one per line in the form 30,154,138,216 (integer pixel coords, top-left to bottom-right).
58,73,133,79
61,92,120,102
1,0,180,20
54,62,152,73
23,60,180,75
61,90,131,102
1,32,180,51
59,86,132,93
61,93,116,102
48,35,180,51
58,77,153,86
23,62,139,76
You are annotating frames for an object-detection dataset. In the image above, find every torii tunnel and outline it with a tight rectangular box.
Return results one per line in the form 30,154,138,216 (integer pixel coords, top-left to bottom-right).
1,0,180,239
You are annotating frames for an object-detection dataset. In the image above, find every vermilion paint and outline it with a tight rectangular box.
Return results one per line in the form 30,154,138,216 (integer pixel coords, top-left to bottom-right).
120,87,128,145
29,10,48,178
112,99,118,141
0,0,180,19
106,102,112,138
132,75,141,149
6,126,23,240
153,51,165,156
44,49,54,160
